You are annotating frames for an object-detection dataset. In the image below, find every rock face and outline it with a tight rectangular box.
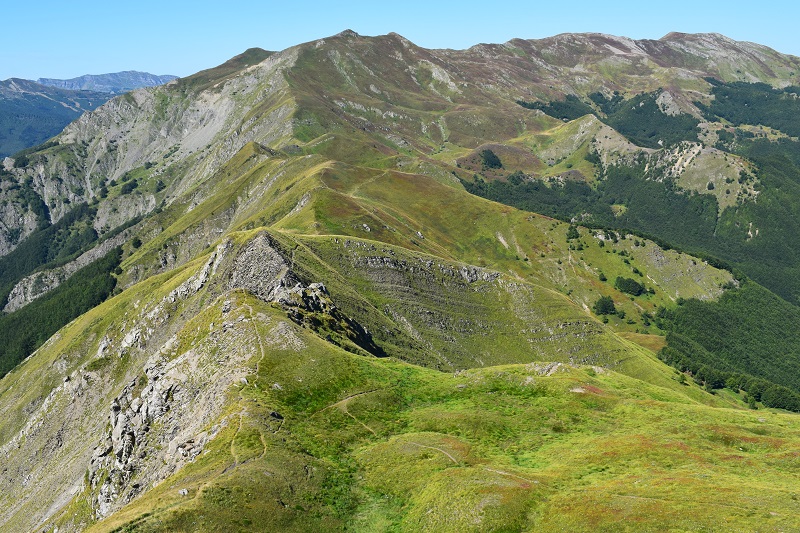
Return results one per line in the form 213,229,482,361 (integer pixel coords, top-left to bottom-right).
228,233,299,300
0,198,39,256
91,321,251,518
0,241,224,529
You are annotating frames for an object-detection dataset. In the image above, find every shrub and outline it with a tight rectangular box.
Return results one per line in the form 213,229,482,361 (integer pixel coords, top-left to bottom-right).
120,180,138,195
593,295,616,315
480,149,502,169
566,225,580,241
615,276,645,296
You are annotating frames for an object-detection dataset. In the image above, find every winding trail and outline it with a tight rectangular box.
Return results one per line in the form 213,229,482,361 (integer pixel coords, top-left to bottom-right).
314,389,382,435
407,441,460,465
484,467,537,484
317,389,381,413
230,411,245,466
244,303,267,378
230,303,269,466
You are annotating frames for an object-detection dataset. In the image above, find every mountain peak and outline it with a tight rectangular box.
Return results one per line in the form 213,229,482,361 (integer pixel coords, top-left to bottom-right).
660,31,732,42
335,29,361,38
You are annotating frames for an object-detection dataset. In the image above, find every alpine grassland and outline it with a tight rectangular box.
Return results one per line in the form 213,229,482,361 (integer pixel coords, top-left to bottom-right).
81,295,800,532
4,30,800,532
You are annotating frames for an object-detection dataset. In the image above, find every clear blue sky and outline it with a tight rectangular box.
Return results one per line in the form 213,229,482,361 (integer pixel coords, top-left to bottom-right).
2,0,798,81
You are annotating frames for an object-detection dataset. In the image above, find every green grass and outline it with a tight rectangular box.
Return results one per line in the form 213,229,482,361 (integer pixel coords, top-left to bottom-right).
0,224,748,532
174,48,273,93
83,294,800,532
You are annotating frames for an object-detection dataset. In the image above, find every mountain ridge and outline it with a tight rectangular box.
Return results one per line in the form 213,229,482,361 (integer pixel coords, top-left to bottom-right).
0,78,109,158
2,30,800,531
37,71,178,94
0,71,179,158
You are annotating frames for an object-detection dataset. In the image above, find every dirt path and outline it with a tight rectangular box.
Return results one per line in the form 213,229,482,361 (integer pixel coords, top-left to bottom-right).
229,303,269,466
484,467,537,484
314,389,381,435
407,441,460,465
230,411,245,466
318,389,381,413
244,303,266,377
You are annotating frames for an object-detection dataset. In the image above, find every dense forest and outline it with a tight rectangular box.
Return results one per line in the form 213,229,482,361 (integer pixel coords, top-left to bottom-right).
658,281,800,411
0,202,100,308
0,247,121,378
519,90,700,148
697,78,800,137
661,282,800,388
462,161,721,263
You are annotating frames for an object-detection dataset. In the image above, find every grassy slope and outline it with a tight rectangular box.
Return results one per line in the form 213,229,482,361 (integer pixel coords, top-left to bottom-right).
0,213,745,531
0,210,745,531
85,295,800,533
174,48,274,93
274,159,733,333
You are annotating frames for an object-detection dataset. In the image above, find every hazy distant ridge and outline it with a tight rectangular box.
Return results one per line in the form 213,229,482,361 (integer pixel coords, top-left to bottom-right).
0,79,109,157
37,70,177,94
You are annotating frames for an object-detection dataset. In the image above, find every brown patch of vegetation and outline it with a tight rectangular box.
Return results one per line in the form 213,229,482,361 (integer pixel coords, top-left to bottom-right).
618,332,667,353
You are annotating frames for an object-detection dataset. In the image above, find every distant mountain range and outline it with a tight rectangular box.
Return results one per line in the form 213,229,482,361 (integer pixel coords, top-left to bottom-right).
37,71,177,94
0,79,109,158
0,72,177,158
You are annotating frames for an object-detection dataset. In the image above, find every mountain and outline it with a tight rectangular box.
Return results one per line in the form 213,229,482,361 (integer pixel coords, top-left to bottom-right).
37,71,178,94
0,78,109,158
2,31,800,532
0,73,178,158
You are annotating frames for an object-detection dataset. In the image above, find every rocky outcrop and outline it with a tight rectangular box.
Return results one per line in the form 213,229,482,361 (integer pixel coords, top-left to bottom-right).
0,199,39,256
90,343,234,518
227,232,300,300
